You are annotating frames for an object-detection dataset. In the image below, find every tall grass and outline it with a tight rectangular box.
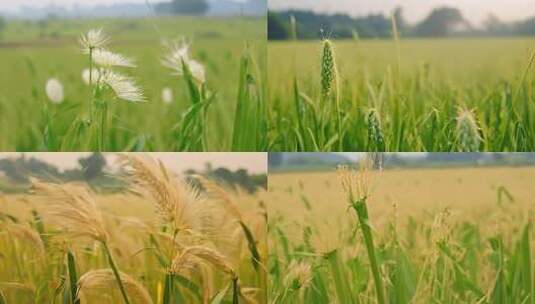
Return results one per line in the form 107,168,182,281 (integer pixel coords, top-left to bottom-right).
0,155,267,303
268,156,534,303
0,17,266,152
268,22,535,151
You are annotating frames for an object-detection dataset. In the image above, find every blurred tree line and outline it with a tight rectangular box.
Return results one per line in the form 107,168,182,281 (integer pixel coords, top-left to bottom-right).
268,6,535,40
0,153,266,194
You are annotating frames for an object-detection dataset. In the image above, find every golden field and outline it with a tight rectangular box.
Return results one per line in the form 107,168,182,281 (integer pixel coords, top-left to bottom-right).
266,164,534,303
0,156,267,304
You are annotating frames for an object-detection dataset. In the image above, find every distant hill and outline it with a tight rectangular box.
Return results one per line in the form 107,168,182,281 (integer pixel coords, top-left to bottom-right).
2,0,265,20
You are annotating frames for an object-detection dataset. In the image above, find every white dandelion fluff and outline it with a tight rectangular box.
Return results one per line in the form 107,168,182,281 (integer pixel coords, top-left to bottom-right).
101,71,145,103
81,68,101,85
187,59,206,84
162,40,206,83
92,49,136,68
80,28,108,53
161,87,173,104
45,78,64,104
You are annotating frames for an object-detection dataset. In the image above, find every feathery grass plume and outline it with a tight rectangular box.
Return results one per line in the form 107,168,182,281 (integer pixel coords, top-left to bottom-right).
367,108,386,152
320,39,336,99
76,269,153,304
101,70,145,103
3,223,45,257
196,176,263,271
79,28,108,53
456,107,483,152
82,68,101,85
338,156,386,304
161,87,173,104
283,260,312,291
162,39,206,84
92,49,137,68
118,155,203,234
170,246,236,278
30,180,108,243
45,78,64,104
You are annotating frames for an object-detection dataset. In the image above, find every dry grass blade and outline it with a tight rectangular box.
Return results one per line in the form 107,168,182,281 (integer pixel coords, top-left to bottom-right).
3,223,45,257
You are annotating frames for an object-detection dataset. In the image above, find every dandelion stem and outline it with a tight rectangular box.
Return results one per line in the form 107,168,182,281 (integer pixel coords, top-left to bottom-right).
102,242,131,304
89,47,93,122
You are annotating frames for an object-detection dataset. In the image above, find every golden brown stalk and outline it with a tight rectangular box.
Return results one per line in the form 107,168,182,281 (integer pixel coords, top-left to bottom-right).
76,269,153,304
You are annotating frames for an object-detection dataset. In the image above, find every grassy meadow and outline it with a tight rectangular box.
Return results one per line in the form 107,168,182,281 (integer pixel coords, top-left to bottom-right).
0,16,266,151
268,38,535,151
266,163,534,303
0,155,268,303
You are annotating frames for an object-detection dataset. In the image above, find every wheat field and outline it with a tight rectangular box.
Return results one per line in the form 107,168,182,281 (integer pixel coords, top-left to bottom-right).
268,38,535,152
265,162,534,303
0,155,267,303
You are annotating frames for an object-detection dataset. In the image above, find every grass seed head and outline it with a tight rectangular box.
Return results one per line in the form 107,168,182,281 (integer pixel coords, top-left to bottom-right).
101,70,145,103
92,49,137,68
45,78,64,104
320,39,336,99
30,180,109,243
162,39,206,84
456,107,482,152
76,269,153,304
80,28,109,53
366,109,385,152
161,87,173,104
81,68,101,85
283,260,313,291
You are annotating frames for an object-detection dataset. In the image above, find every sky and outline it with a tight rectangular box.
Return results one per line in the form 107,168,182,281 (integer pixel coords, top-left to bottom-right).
269,0,535,26
0,153,267,174
0,0,165,12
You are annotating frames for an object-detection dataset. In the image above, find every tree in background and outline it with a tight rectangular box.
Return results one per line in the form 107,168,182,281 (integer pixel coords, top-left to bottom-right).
268,12,288,40
156,0,209,15
0,17,5,40
413,7,469,37
78,153,106,181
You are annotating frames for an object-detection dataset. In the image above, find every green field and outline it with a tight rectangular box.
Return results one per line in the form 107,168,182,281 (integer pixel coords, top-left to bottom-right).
268,38,535,152
0,17,266,151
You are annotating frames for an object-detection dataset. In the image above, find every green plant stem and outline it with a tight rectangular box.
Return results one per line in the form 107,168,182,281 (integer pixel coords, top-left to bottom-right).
89,48,93,122
102,242,131,304
351,199,386,304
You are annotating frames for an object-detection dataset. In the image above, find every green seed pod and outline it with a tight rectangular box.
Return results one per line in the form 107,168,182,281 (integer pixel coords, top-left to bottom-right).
320,39,335,99
456,107,482,152
367,109,385,152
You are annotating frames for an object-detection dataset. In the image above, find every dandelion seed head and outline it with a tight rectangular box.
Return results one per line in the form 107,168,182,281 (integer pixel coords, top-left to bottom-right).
162,40,206,83
81,68,101,85
45,78,64,104
161,87,173,104
101,71,145,103
93,49,136,68
80,28,108,52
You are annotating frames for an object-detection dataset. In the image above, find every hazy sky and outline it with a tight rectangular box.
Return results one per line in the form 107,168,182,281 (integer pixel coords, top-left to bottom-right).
0,153,267,174
269,0,535,25
0,0,165,12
